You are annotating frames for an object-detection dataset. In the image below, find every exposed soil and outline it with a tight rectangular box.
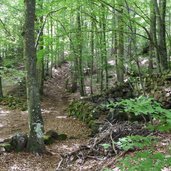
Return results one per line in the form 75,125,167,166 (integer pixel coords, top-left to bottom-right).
0,64,91,171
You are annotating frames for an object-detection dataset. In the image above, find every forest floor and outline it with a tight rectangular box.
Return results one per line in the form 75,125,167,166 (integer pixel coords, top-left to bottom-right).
1,64,171,171
0,63,91,171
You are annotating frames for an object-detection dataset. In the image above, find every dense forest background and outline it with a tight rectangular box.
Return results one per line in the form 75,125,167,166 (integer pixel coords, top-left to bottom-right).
0,0,171,170
0,0,171,96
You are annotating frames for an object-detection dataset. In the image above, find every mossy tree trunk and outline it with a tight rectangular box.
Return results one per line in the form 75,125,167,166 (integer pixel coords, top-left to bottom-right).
24,0,45,153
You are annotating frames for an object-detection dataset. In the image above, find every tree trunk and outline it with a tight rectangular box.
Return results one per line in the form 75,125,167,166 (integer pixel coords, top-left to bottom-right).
90,19,95,95
77,9,85,96
155,0,168,71
0,56,3,98
116,0,124,83
24,0,45,153
37,0,44,95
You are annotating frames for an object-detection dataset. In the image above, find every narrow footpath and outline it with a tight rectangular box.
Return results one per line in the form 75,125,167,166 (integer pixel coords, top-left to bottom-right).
0,64,90,171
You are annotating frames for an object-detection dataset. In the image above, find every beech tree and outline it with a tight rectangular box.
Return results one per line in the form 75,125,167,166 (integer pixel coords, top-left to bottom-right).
24,0,45,153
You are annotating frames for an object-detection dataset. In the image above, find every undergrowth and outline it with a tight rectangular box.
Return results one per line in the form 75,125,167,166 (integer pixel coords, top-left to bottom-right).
106,96,171,131
103,96,171,171
116,150,171,171
0,96,27,111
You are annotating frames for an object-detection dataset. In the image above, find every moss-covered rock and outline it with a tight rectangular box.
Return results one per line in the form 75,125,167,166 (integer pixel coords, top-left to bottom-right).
44,130,59,145
68,100,96,123
10,133,28,152
0,143,13,152
43,135,54,145
45,130,58,139
58,134,67,140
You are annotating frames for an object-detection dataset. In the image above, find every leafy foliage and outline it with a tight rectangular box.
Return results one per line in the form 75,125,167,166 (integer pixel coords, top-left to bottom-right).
106,96,171,131
0,96,27,111
101,143,111,150
115,135,157,151
117,150,171,171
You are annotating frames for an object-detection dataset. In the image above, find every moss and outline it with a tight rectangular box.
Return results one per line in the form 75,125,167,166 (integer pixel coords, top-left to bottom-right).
68,100,95,123
43,132,67,144
45,130,58,140
58,134,67,140
43,135,54,145
0,143,13,152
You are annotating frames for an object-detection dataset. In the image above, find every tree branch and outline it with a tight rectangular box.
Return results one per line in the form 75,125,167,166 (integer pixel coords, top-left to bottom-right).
35,7,67,49
0,19,15,41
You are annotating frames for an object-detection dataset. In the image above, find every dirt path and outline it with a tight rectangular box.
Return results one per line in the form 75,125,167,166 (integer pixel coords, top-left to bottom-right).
0,64,91,171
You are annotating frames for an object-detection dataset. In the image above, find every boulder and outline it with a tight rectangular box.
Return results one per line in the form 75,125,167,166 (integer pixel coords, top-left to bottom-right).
10,133,28,152
44,130,59,145
45,130,58,139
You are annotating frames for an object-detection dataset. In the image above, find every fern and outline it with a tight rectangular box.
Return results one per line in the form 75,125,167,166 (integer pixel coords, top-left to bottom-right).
106,96,171,131
115,135,157,151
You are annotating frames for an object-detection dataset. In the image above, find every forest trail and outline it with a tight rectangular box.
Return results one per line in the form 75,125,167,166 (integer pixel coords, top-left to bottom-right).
0,63,91,171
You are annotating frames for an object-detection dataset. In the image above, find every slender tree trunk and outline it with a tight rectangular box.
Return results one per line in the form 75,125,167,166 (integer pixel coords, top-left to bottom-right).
90,19,95,95
0,56,3,98
155,0,168,71
50,14,53,78
99,21,104,93
149,0,155,74
116,0,124,83
101,4,108,90
77,10,85,96
37,0,44,95
24,0,45,153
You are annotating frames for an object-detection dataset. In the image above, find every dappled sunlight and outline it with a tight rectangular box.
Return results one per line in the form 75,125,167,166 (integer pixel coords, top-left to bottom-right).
56,116,67,119
60,144,80,151
41,109,51,114
0,123,4,128
108,60,115,66
0,107,11,116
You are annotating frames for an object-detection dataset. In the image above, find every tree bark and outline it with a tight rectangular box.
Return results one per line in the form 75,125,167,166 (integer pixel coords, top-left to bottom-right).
0,56,3,98
37,0,44,95
155,0,168,71
24,0,45,153
116,0,124,83
77,9,85,96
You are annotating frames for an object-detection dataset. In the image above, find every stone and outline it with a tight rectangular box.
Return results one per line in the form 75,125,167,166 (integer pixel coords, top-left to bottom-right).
45,130,58,140
10,133,28,152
